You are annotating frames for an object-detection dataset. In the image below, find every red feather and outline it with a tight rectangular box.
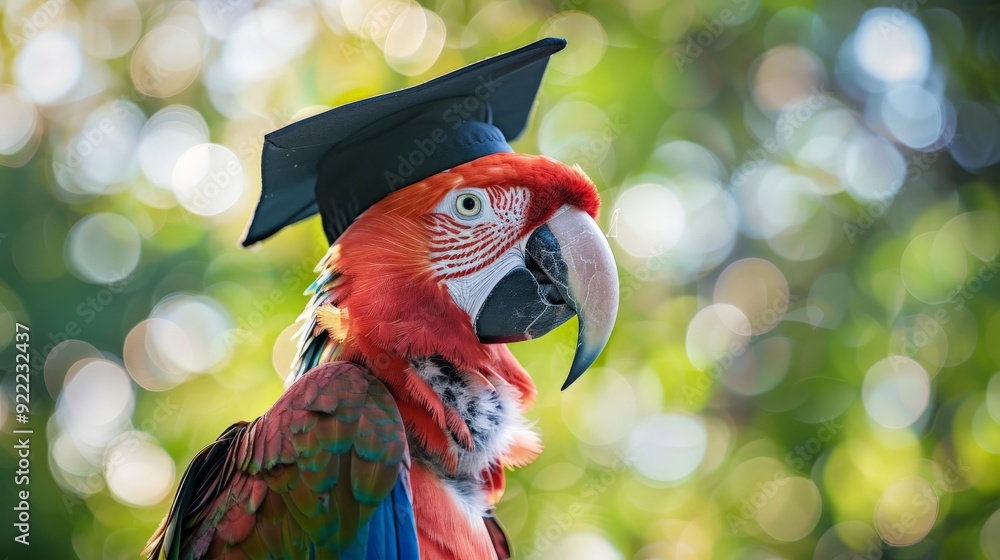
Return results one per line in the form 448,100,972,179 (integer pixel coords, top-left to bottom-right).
409,464,497,560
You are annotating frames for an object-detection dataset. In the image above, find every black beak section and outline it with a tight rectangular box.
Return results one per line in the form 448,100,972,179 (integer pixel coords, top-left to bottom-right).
475,225,577,344
474,207,620,390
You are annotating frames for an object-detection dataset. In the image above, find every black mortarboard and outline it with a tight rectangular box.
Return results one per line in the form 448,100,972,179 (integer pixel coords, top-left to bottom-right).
241,37,567,246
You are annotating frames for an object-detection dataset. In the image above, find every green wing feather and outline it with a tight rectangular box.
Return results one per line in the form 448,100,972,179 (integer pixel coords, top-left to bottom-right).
144,361,407,560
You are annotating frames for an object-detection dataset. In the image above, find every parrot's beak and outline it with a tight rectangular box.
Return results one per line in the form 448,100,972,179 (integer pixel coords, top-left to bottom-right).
474,206,619,389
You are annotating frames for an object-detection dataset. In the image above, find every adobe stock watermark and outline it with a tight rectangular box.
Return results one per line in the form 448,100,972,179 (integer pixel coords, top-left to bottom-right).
726,469,789,534
52,100,139,179
843,135,957,245
177,107,296,225
210,0,251,17
861,460,970,558
52,61,174,184
6,0,71,47
683,288,797,404
235,106,298,163
342,0,410,60
875,2,931,38
382,74,502,189
727,87,832,193
565,116,628,172
673,0,754,72
522,452,633,560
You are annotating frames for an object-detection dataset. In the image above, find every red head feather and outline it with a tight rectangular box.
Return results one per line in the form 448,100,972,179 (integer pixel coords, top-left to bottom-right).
313,152,599,465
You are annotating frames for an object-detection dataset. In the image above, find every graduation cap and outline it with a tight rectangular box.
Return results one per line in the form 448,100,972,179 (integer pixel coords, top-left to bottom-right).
241,37,567,247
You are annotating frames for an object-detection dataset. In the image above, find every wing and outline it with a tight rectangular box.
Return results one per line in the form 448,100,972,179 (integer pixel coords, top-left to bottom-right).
145,361,415,560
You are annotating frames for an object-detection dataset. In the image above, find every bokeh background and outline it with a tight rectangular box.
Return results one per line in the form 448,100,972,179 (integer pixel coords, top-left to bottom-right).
2,0,1000,558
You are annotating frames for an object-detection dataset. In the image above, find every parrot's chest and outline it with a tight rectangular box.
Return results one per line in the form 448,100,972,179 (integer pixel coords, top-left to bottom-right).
411,357,515,467
409,357,524,513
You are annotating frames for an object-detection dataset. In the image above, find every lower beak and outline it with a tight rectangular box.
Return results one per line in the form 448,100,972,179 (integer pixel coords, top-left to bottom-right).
474,207,619,389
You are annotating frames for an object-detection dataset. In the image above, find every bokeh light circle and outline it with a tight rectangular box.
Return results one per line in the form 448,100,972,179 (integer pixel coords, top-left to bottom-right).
561,369,637,446
123,319,188,391
724,337,791,396
987,372,1000,423
172,143,245,216
83,0,143,59
131,25,202,98
714,258,790,335
659,174,739,281
814,521,880,560
221,4,317,85
853,8,931,85
138,105,210,189
104,432,175,507
862,356,930,429
65,213,141,284
881,84,944,149
971,400,1000,454
49,431,105,497
60,100,145,195
612,183,686,257
271,322,301,382
149,294,234,374
982,507,1000,560
843,134,906,202
383,7,445,76
538,100,614,172
899,230,968,304
541,12,608,77
58,359,135,448
44,340,103,401
0,85,38,155
754,476,822,542
950,101,1000,170
686,303,752,371
628,413,707,483
14,29,83,105
753,44,826,112
874,477,938,546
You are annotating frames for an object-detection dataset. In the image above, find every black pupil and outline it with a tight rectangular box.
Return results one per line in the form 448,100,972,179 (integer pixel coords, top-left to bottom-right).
462,197,477,211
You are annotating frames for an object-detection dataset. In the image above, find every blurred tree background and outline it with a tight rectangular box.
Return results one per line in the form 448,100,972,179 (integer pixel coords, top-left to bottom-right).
2,0,1000,558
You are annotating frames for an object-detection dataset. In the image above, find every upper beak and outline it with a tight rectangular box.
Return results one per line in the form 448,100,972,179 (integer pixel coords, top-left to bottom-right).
473,206,619,389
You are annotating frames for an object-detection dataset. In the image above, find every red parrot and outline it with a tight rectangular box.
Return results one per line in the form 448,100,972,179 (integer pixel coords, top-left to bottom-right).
145,39,619,559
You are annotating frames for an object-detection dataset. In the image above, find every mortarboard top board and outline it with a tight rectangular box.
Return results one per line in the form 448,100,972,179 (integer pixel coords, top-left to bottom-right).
241,37,568,247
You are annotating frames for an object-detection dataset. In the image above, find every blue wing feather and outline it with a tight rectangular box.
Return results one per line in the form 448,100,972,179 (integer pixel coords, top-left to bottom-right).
340,469,418,560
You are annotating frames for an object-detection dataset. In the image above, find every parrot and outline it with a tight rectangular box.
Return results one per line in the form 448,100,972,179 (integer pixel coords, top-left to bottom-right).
145,38,619,560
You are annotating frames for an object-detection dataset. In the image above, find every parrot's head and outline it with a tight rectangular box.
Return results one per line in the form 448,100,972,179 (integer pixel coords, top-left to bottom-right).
329,152,619,389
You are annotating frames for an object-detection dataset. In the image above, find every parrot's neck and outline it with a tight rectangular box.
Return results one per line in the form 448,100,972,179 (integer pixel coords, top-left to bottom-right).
290,248,541,517
404,356,532,518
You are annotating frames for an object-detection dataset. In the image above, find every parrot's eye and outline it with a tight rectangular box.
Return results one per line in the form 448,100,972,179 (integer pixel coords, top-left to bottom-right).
455,193,483,218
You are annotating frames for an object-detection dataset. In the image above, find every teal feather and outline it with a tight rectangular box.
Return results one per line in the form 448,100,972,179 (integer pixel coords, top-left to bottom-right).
144,362,407,559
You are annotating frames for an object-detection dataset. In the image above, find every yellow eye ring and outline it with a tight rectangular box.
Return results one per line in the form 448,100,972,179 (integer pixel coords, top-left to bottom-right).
455,193,482,217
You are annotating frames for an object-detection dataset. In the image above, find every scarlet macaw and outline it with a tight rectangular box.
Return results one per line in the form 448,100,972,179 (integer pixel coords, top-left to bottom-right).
146,38,618,560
